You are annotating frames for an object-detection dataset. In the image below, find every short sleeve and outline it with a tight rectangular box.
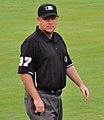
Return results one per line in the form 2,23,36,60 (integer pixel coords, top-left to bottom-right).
65,52,73,68
59,34,73,68
18,40,36,76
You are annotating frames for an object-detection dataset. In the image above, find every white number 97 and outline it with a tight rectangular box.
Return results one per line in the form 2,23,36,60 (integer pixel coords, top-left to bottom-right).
19,56,32,67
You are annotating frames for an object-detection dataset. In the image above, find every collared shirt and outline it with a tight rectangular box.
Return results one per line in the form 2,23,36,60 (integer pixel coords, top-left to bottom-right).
18,26,73,90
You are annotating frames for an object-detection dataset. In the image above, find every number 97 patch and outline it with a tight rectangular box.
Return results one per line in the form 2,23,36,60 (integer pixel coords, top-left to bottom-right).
19,56,32,67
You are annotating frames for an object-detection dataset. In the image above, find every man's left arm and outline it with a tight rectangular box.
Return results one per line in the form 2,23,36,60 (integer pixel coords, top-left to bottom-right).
66,65,89,101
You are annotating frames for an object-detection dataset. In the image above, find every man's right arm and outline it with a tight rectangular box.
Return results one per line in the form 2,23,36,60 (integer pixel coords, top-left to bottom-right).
20,74,44,115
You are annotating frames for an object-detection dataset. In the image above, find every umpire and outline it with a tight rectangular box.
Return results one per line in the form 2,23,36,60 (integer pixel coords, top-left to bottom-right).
18,3,89,120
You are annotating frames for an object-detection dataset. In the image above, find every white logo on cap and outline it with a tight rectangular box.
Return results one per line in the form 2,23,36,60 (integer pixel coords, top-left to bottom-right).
45,6,53,11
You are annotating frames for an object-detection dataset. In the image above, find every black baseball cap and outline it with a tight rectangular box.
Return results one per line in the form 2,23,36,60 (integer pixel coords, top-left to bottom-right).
38,3,59,18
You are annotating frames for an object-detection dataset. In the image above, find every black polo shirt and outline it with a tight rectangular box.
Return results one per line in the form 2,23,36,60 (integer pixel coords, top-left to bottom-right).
18,26,73,90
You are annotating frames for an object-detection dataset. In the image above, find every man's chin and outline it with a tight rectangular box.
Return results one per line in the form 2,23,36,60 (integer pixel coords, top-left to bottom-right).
44,30,53,35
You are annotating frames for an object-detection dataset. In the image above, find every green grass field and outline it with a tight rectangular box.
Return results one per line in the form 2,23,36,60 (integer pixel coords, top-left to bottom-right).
0,0,104,120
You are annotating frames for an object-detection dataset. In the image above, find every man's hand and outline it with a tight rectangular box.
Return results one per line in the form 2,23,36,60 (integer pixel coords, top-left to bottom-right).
20,74,45,115
66,66,89,101
34,98,45,115
80,84,89,102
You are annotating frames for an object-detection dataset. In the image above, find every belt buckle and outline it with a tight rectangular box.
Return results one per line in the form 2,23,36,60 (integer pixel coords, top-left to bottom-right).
51,90,55,94
51,90,62,96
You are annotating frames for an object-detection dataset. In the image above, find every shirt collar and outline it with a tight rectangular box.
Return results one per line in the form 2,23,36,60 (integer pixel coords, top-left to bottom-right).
36,26,59,43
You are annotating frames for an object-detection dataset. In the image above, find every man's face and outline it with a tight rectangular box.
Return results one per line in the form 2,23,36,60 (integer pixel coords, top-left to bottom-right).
37,15,58,35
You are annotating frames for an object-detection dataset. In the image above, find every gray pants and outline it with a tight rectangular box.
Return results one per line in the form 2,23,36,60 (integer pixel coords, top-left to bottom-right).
24,90,63,120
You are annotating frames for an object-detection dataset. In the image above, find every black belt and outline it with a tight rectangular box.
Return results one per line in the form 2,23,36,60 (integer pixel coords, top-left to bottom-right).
37,88,62,96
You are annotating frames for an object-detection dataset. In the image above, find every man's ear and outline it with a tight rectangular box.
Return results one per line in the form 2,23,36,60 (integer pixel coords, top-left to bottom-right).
37,17,41,24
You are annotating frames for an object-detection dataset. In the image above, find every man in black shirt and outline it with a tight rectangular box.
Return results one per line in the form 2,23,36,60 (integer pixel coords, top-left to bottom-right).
18,3,89,120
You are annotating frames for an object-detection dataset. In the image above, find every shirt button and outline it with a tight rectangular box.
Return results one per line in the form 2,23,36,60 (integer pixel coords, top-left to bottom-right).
55,47,57,50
